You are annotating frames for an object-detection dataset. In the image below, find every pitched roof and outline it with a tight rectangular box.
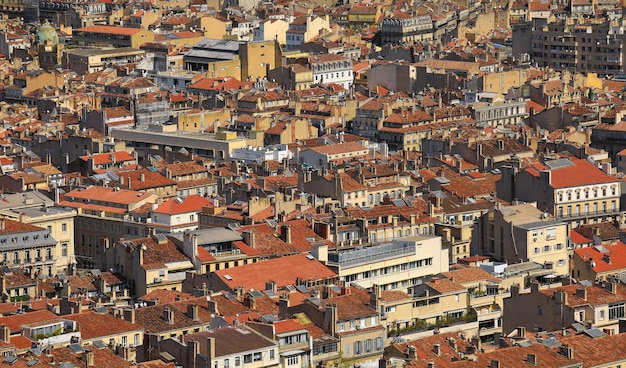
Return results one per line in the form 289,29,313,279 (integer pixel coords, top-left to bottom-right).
574,242,626,274
153,195,213,215
213,253,336,292
64,311,143,340
76,25,146,35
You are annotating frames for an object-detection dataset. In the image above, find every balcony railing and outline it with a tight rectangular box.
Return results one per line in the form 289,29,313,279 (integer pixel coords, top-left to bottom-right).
555,209,621,220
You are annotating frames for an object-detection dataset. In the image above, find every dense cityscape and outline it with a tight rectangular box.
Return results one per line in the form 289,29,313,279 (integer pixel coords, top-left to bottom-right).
0,0,623,366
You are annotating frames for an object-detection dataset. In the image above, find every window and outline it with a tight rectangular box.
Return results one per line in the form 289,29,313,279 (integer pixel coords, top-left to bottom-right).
534,247,540,254
287,356,299,365
62,223,67,232
243,355,252,364
375,337,383,350
62,243,68,257
253,353,261,362
354,341,362,355
235,357,241,366
543,245,551,252
538,305,542,315
557,259,566,267
609,303,625,320
270,350,275,359
599,310,605,320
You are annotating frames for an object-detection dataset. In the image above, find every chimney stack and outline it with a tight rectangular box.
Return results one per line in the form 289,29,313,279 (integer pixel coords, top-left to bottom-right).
164,307,174,324
281,225,292,244
187,304,199,321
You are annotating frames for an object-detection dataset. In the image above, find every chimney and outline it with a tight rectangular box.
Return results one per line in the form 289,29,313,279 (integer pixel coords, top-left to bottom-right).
164,307,174,324
0,325,9,343
433,343,441,357
265,281,277,292
527,353,537,366
123,308,135,324
559,345,574,359
280,225,292,244
206,337,216,363
140,172,145,182
576,287,587,301
324,303,337,336
187,304,199,321
84,349,94,367
188,339,200,367
0,219,5,231
278,294,290,319
243,230,255,248
244,295,257,310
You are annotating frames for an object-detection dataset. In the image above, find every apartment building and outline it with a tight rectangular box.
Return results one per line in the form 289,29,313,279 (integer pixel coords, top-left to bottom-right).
531,17,626,77
111,124,250,164
319,235,449,293
72,25,155,48
572,242,626,282
161,326,280,368
307,54,354,89
0,191,76,275
498,157,621,229
134,297,215,361
59,186,159,269
379,13,433,44
285,15,330,51
62,48,146,76
0,218,61,277
254,19,289,45
472,99,528,127
503,281,626,335
477,203,570,277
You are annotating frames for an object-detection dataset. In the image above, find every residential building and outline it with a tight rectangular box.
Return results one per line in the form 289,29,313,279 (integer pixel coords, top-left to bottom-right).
161,326,280,368
379,13,433,44
4,70,65,102
503,281,626,335
170,227,258,274
297,142,368,170
572,242,626,282
72,26,155,48
268,64,314,91
64,311,144,362
285,15,330,51
62,48,146,76
531,17,626,77
295,286,386,362
150,195,213,233
134,297,216,361
254,19,290,45
111,124,250,164
498,157,621,229
59,186,159,269
306,54,353,90
0,218,63,277
203,253,337,294
476,203,570,277
320,235,449,293
472,99,528,127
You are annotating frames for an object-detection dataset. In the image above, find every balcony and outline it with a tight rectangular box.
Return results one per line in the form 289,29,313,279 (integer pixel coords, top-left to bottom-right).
555,209,621,221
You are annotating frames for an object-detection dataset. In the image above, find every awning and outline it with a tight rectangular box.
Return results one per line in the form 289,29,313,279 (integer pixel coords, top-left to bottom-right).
280,350,306,357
